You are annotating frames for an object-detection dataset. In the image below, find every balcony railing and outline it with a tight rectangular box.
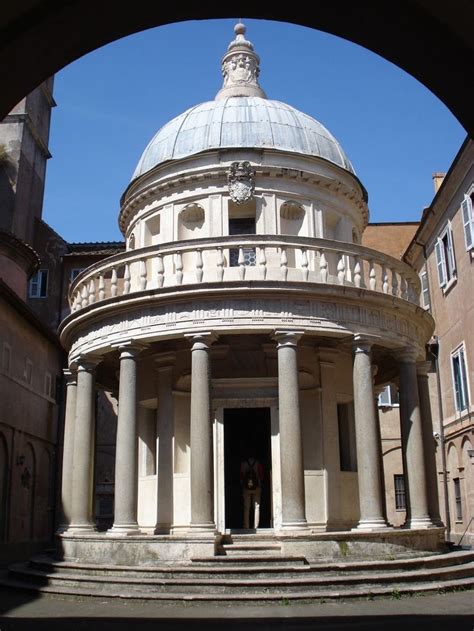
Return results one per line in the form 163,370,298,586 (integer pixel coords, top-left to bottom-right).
69,235,421,312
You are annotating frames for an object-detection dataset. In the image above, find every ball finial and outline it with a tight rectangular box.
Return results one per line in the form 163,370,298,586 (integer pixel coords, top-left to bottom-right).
234,22,246,36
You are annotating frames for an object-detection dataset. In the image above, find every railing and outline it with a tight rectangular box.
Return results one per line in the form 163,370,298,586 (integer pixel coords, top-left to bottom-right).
69,235,421,312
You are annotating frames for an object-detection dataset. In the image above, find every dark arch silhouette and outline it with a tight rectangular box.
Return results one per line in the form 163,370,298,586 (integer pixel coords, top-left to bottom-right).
0,2,473,133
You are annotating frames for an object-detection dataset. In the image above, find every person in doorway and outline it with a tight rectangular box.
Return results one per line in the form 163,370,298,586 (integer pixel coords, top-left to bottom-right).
240,455,264,529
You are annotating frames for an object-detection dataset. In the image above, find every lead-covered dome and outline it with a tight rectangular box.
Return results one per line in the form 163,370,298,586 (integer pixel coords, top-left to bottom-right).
132,97,354,180
131,22,355,181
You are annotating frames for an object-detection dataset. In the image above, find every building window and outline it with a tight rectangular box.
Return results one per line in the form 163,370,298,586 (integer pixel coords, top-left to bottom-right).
461,192,474,251
229,216,256,267
454,478,463,521
451,344,470,412
2,344,11,374
378,384,399,408
70,268,85,283
394,474,406,510
24,359,33,386
434,222,456,288
29,269,48,298
420,269,430,309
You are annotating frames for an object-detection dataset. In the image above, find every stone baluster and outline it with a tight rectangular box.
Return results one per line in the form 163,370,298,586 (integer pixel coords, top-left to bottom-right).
69,356,100,532
176,252,183,285
400,274,408,300
354,256,362,288
319,250,328,283
98,274,105,301
301,248,309,281
273,330,308,531
397,348,433,528
108,343,144,535
124,264,131,294
238,247,245,280
216,247,224,282
382,265,389,294
369,260,377,291
280,248,288,281
337,253,345,285
195,249,203,283
88,279,95,304
139,259,147,290
157,254,164,288
111,267,118,297
391,269,399,297
259,247,267,280
186,332,218,533
352,336,388,530
81,284,88,308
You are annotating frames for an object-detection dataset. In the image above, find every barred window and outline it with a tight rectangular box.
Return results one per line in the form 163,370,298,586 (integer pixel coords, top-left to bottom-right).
394,474,406,510
454,478,463,521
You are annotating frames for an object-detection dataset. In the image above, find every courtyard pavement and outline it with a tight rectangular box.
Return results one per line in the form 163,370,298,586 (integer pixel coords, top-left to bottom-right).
0,586,472,630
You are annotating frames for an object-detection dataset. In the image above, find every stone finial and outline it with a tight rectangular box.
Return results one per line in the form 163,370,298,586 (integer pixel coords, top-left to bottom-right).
215,22,267,100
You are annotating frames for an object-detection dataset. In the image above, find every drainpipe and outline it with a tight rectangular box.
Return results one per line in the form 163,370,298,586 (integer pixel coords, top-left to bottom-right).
428,337,451,539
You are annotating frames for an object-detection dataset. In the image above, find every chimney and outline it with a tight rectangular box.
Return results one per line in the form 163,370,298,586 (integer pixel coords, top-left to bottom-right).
432,172,446,193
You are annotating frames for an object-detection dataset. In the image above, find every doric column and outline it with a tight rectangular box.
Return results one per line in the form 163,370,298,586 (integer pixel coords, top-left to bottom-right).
155,352,175,534
317,347,342,528
108,343,144,535
352,336,388,529
273,330,308,531
186,332,217,533
58,368,77,531
398,349,433,528
69,356,100,532
417,361,443,526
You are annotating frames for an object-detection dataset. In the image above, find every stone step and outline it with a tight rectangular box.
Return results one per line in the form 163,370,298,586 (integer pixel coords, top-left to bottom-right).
2,572,473,602
192,554,307,566
7,560,474,596
220,542,282,556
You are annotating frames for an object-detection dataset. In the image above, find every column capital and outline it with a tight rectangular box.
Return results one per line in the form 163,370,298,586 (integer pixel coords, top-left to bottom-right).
112,340,147,358
63,367,77,384
352,334,377,354
272,330,304,348
416,360,432,377
75,354,102,373
185,331,218,350
394,346,419,363
154,351,176,370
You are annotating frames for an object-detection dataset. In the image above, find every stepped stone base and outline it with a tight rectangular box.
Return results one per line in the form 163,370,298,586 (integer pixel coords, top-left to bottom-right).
56,527,446,566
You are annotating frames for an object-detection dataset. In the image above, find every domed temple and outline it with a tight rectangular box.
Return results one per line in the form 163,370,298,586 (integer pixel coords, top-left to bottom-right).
58,23,443,564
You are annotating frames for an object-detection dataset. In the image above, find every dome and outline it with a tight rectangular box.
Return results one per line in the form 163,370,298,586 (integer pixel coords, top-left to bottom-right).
132,97,355,180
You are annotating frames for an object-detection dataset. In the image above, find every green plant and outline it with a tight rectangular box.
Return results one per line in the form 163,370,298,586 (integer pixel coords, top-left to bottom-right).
338,540,349,557
391,588,402,600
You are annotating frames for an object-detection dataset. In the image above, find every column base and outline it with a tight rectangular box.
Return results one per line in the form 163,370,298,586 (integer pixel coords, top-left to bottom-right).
107,523,141,536
66,523,97,534
403,517,434,529
154,523,172,535
279,519,309,533
186,522,217,537
352,518,390,531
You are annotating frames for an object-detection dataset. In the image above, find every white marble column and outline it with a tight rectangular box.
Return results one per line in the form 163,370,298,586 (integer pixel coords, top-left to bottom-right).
108,343,144,535
317,347,342,529
155,352,175,534
69,357,100,532
352,336,388,530
186,332,217,533
417,361,443,525
398,349,433,528
273,330,308,531
58,368,77,531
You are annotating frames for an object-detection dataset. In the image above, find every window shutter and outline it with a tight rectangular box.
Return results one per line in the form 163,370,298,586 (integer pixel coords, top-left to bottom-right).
462,196,473,250
446,225,456,274
435,239,447,286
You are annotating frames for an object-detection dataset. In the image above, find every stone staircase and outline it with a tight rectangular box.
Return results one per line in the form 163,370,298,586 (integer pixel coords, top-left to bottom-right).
2,539,474,602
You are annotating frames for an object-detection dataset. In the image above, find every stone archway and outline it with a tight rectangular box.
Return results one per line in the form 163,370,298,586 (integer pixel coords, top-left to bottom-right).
0,3,473,134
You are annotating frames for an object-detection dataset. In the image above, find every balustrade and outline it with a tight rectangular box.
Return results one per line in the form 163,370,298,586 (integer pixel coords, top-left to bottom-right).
69,236,421,312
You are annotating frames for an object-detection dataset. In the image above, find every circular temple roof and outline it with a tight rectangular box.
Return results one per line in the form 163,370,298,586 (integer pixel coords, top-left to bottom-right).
132,97,355,180
132,23,355,182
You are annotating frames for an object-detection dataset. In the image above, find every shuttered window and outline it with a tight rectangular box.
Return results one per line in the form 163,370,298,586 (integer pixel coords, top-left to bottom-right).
461,194,474,251
435,223,456,287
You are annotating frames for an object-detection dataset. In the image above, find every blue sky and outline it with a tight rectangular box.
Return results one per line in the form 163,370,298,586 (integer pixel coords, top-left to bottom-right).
42,18,466,243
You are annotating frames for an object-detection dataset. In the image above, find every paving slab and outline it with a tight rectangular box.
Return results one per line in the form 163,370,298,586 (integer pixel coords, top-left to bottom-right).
0,585,473,630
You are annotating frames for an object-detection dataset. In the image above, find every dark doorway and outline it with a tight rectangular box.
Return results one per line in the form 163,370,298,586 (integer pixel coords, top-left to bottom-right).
224,407,272,530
